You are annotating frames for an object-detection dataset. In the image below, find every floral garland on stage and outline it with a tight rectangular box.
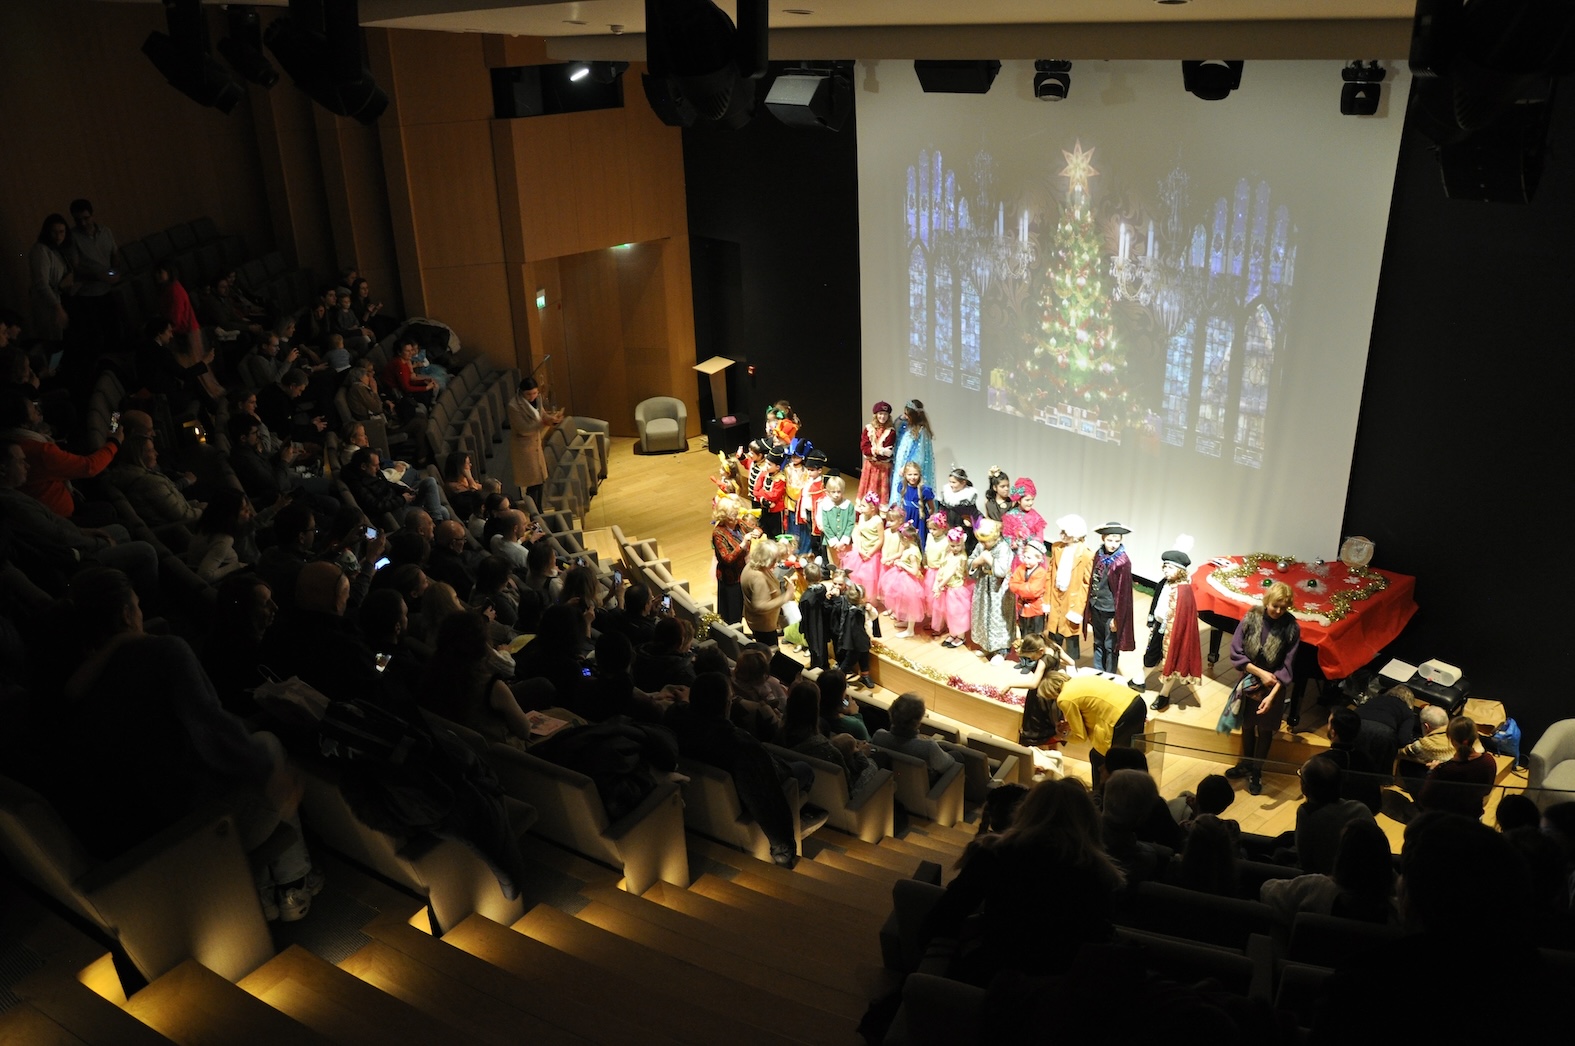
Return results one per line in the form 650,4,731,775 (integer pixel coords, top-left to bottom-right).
872,641,1026,709
1207,552,1388,625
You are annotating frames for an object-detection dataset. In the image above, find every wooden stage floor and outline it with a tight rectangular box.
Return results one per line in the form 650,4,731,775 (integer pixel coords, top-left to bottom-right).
565,436,1528,849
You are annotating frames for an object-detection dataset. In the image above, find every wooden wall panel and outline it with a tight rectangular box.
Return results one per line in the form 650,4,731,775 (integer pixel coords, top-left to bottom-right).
0,1,273,307
559,252,630,433
501,117,583,262
387,30,494,125
660,236,702,435
421,262,515,371
402,122,505,269
251,83,336,279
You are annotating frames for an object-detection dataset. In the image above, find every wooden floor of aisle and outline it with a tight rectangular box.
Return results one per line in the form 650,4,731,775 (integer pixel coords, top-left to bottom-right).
576,436,1530,848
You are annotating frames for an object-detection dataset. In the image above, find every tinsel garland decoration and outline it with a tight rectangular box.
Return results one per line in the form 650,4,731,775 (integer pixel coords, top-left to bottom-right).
1208,552,1388,625
871,641,1026,708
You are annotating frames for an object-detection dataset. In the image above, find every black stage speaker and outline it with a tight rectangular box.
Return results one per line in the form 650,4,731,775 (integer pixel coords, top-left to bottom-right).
765,71,851,130
913,60,1001,94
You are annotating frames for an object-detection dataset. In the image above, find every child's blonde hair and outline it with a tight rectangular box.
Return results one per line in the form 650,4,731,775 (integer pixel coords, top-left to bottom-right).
825,475,845,495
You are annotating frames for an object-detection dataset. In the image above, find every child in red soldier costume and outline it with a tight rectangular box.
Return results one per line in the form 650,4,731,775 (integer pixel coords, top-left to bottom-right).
751,447,787,539
880,522,927,638
797,447,829,557
1008,540,1051,670
931,526,975,648
858,400,895,503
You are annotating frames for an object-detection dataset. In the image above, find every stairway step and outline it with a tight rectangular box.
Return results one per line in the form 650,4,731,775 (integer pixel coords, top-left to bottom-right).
790,852,906,907
0,1003,88,1046
687,873,881,955
730,868,888,931
904,821,978,847
362,914,669,1046
877,835,962,873
238,944,471,1046
574,898,866,1022
517,833,626,888
583,884,866,999
515,904,843,1046
124,960,334,1046
646,881,885,985
812,847,914,886
811,832,922,873
443,913,760,1046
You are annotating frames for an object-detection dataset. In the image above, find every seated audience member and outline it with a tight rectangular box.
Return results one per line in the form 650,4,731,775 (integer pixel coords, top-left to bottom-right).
1494,792,1541,833
731,648,788,710
1398,704,1480,792
255,500,318,609
422,610,553,748
184,487,259,583
334,420,368,472
255,368,324,446
1,388,121,519
370,563,430,633
383,336,437,409
571,631,671,725
872,692,957,781
817,667,871,740
632,615,698,692
0,438,158,602
1101,768,1174,884
427,519,477,599
1310,817,1562,1041
471,554,533,631
108,435,202,529
29,567,319,921
1168,773,1237,830
1176,814,1242,897
780,679,881,794
442,450,484,520
1260,817,1397,928
238,329,294,392
486,509,532,572
468,490,512,542
1099,746,1187,851
602,581,658,647
1323,707,1384,814
343,359,427,460
419,580,469,650
384,528,430,573
200,573,278,716
260,560,379,702
920,778,1124,986
233,388,284,456
664,672,805,868
403,507,437,546
1295,754,1376,874
514,603,590,701
1417,716,1497,820
342,447,448,527
228,414,337,517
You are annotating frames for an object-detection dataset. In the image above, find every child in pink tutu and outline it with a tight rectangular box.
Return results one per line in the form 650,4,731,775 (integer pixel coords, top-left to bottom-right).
922,511,949,633
880,522,927,638
846,492,885,593
875,502,906,609
932,526,975,647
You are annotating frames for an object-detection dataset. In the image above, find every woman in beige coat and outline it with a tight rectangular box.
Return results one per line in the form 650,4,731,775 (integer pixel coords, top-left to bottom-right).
508,376,562,507
740,538,790,648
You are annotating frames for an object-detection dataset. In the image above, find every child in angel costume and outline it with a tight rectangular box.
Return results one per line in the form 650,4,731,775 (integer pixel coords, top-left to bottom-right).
1144,545,1202,711
858,400,895,503
922,511,950,631
931,526,975,648
845,493,885,594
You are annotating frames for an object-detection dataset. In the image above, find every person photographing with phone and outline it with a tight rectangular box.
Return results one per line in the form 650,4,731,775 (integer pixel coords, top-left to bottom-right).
508,375,564,509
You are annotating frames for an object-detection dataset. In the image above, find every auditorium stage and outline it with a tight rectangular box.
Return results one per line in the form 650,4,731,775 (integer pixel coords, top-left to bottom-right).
569,437,1522,849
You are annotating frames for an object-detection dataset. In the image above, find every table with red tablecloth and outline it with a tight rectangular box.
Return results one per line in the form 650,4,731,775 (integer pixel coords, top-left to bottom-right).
1193,556,1418,680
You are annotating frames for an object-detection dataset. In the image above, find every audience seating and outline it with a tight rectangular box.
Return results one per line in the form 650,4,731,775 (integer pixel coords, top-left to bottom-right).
296,763,533,934
764,742,895,844
633,396,687,454
0,775,273,983
876,744,966,828
1284,911,1403,968
1114,881,1274,951
676,758,824,862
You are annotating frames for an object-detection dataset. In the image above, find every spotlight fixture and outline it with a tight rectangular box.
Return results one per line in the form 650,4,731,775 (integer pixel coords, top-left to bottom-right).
765,65,852,130
217,5,278,89
1033,60,1072,101
1181,60,1243,101
569,63,591,82
572,61,630,85
642,0,767,130
142,0,245,114
1340,61,1386,116
913,60,1001,94
265,0,387,125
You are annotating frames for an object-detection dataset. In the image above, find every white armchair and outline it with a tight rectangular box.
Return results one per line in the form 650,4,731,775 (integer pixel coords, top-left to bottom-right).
1527,719,1575,811
634,396,687,454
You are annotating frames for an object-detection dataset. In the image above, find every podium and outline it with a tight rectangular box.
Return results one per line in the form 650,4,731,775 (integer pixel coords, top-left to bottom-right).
694,355,746,453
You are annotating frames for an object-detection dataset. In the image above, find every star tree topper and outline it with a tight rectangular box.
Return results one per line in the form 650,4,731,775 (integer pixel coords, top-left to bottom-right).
1059,140,1098,195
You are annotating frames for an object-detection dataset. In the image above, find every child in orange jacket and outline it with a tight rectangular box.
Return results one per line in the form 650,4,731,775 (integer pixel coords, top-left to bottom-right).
1008,540,1051,672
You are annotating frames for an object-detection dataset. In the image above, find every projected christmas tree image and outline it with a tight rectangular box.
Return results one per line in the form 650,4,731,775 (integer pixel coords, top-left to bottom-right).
1021,140,1131,443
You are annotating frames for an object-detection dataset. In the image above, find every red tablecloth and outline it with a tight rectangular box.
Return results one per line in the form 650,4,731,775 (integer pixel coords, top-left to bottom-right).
1193,558,1417,680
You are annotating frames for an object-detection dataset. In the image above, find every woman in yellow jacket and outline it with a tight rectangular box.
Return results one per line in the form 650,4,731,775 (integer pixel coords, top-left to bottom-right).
1035,670,1147,783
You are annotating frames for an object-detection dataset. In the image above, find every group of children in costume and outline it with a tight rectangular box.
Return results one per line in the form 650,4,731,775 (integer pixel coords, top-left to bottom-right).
711,397,1203,709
